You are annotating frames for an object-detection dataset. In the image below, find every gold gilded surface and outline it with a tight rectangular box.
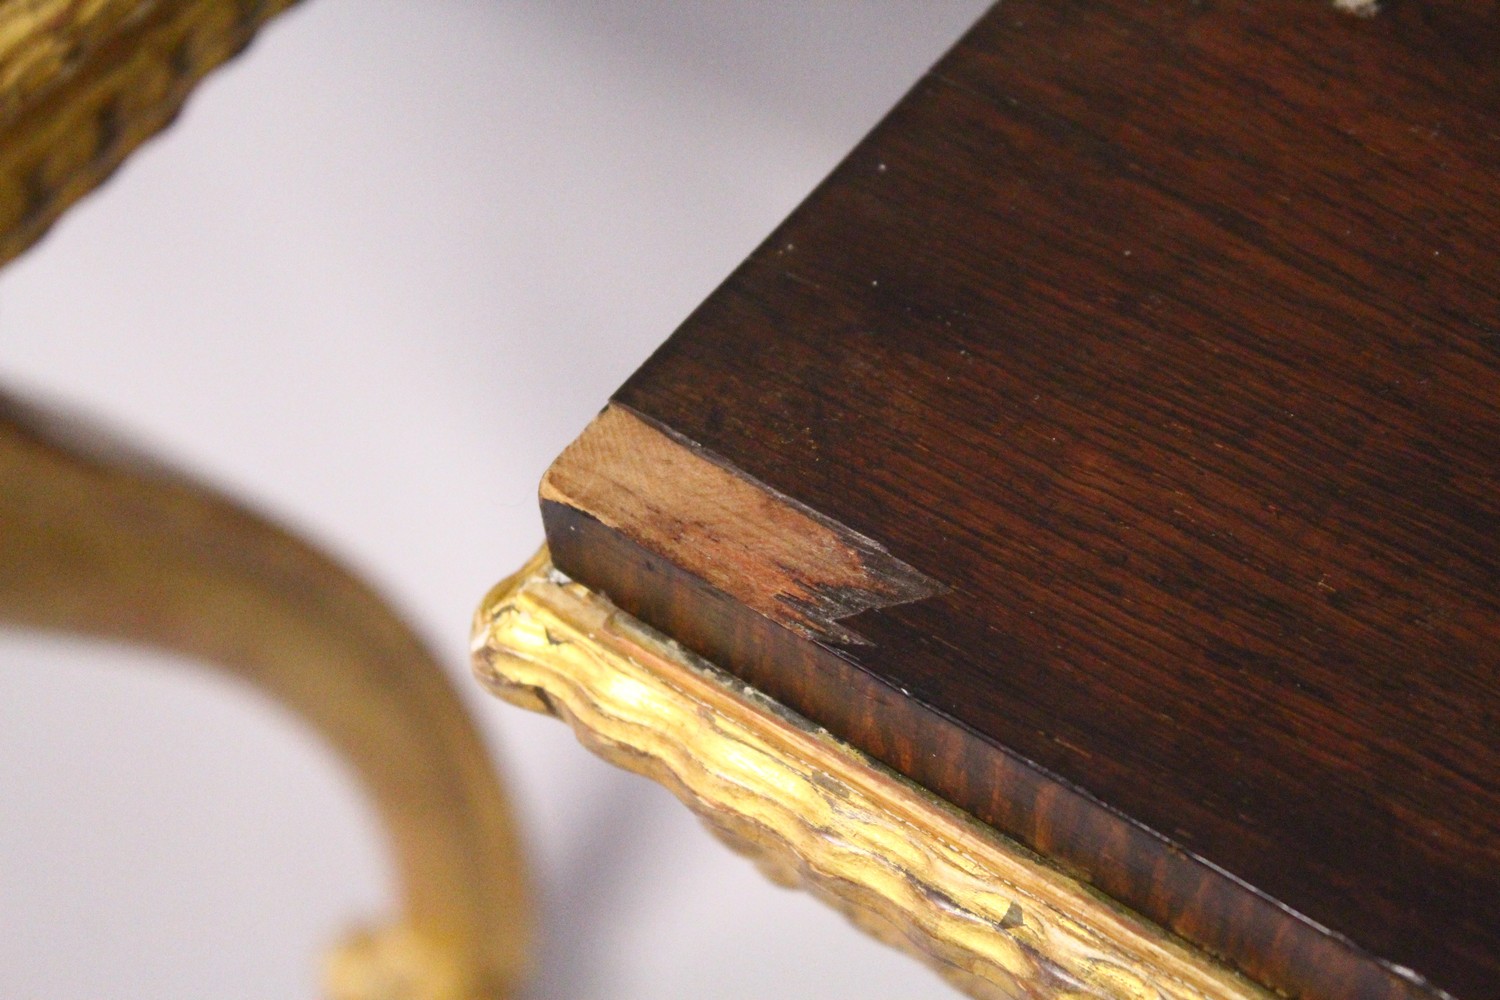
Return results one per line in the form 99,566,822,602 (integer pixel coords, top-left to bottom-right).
473,550,1275,1000
0,0,162,120
0,0,299,267
0,391,531,999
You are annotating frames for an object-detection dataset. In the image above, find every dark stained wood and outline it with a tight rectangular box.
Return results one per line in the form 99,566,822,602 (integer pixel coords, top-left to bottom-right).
542,3,1500,998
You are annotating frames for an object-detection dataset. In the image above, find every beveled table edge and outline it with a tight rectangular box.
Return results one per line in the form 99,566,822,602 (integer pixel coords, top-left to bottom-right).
471,547,1274,1000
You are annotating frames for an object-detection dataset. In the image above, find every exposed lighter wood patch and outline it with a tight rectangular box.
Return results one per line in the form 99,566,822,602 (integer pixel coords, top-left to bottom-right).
541,404,943,645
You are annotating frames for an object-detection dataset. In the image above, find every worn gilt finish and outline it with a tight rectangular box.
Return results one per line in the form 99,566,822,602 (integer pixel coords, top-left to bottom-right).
473,551,1271,1000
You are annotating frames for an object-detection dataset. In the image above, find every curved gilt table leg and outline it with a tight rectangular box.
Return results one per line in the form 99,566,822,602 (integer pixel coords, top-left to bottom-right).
0,391,530,1000
474,551,1273,1000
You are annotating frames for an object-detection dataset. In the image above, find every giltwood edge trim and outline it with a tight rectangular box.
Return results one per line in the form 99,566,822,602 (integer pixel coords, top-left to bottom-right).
472,549,1275,1000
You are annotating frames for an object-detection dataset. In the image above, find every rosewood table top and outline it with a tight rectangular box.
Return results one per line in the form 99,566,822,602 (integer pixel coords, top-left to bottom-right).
538,3,1500,999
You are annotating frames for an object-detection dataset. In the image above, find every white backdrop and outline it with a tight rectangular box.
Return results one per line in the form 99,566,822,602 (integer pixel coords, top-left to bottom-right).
0,3,988,997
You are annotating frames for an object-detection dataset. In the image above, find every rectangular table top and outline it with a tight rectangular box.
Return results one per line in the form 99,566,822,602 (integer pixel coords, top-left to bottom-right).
540,3,1500,999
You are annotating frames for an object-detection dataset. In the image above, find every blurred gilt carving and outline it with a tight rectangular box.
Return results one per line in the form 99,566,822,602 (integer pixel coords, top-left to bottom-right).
0,3,531,996
0,0,298,266
0,390,532,999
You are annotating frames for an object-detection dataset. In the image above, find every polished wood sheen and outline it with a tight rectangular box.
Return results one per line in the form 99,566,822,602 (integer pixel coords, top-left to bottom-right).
540,3,1500,999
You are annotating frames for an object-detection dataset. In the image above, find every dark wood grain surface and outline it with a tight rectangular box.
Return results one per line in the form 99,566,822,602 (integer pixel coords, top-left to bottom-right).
542,3,1500,998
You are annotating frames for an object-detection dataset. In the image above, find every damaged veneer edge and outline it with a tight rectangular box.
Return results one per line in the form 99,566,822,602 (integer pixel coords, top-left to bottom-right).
539,404,944,646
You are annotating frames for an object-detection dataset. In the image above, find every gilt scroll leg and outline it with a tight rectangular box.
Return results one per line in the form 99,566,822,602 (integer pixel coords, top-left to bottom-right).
0,390,530,1000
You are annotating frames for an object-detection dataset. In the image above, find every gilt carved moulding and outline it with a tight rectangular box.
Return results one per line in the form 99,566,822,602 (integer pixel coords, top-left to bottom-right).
472,551,1273,1000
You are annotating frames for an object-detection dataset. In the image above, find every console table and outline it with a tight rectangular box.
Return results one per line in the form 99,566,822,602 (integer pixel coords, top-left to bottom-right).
475,3,1500,999
4,1,1494,997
